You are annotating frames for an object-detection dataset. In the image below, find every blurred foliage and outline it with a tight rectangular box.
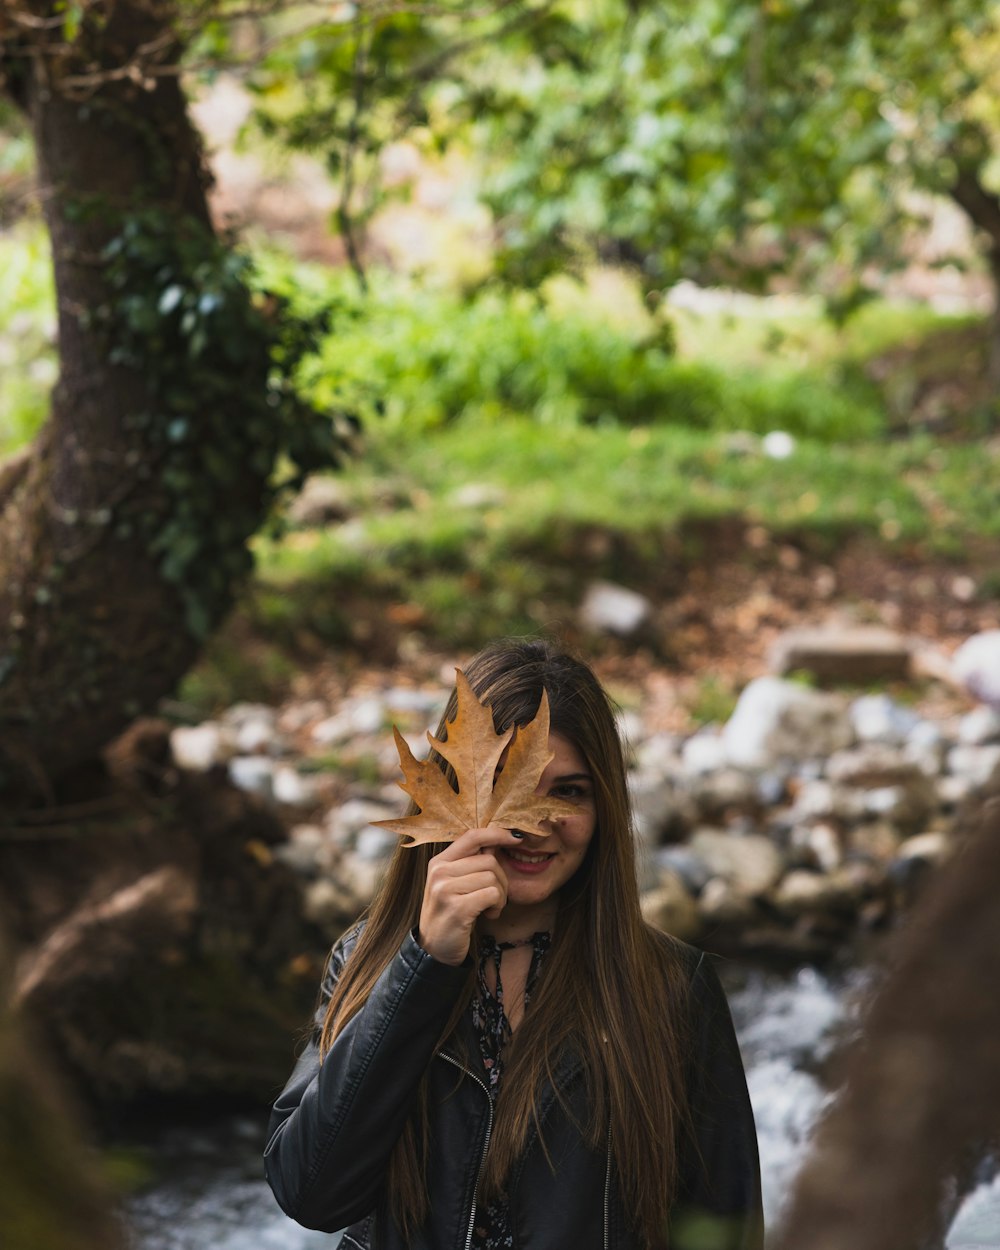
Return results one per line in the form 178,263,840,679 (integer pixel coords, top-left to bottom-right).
0,224,56,453
244,0,1000,313
294,268,886,440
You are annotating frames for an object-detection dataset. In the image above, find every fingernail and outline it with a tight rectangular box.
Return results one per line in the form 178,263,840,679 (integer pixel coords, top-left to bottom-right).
511,831,525,839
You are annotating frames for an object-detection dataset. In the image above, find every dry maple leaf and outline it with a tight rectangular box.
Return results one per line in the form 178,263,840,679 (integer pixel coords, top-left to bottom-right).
373,670,578,847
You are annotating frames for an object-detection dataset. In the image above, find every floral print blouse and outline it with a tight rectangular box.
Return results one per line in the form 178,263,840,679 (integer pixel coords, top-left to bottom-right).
469,931,551,1250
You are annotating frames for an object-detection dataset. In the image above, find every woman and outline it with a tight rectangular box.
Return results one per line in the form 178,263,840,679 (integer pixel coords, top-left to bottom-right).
265,640,763,1250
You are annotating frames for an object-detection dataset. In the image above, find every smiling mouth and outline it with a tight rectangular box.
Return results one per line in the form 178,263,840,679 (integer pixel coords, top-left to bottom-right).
503,849,556,866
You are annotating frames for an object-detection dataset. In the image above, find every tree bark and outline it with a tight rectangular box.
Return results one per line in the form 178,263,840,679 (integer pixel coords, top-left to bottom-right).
773,785,1000,1250
948,160,1000,390
0,1,274,794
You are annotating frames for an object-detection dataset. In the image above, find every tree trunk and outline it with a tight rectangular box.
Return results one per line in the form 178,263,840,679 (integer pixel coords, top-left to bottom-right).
948,159,1000,391
0,1,278,795
773,784,1000,1250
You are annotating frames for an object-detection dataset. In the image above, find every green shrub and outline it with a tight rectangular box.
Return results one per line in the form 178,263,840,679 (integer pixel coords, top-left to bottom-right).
296,267,886,441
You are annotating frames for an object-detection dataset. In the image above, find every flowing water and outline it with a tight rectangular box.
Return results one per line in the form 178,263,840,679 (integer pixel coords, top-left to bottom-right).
122,966,1000,1248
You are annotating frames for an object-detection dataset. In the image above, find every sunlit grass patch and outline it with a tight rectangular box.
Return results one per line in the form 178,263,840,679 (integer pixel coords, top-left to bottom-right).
0,220,56,455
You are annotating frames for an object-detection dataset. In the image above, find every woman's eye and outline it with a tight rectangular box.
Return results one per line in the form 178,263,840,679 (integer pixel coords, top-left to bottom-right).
551,783,589,800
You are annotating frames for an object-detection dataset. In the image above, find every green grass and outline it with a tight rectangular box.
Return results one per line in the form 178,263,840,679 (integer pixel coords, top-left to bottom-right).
3,229,997,656
236,253,1000,646
295,266,891,442
245,412,998,648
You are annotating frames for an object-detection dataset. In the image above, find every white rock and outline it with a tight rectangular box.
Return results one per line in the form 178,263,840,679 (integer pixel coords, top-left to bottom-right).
902,740,946,779
789,822,843,873
681,730,730,774
236,713,281,755
222,702,278,731
327,798,398,845
862,784,927,828
641,872,701,940
616,709,645,747
953,630,1000,707
756,771,789,806
654,845,712,894
688,829,784,896
958,705,1000,745
450,482,508,509
302,877,363,928
628,774,678,842
279,700,328,733
825,745,919,786
894,831,950,866
272,765,320,807
849,694,921,746
771,870,855,915
228,754,275,799
762,430,796,459
687,768,759,818
907,719,946,750
274,825,325,875
385,687,443,716
289,822,326,850
355,826,400,862
336,852,387,907
579,580,651,636
698,876,756,924
936,774,976,807
946,744,1000,787
313,697,387,745
723,678,853,770
770,626,910,684
398,732,429,760
170,722,234,771
848,821,901,862
787,780,841,822
633,732,684,778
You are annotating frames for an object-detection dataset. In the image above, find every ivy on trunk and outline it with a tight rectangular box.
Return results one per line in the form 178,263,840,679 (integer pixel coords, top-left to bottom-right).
0,0,354,798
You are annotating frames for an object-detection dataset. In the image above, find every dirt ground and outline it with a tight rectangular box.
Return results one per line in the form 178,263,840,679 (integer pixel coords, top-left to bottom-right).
258,526,997,741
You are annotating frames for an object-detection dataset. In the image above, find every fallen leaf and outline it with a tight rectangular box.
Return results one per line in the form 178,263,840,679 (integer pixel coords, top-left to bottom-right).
373,670,578,847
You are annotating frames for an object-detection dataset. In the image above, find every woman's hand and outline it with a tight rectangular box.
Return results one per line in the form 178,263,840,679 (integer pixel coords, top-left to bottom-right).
417,826,520,965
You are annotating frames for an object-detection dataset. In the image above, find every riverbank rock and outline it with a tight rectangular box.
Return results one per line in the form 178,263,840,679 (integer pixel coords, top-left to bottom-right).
952,630,1000,706
770,626,911,684
850,694,921,745
579,580,651,636
689,829,784,896
641,871,702,941
723,678,854,770
169,722,235,772
156,644,1000,986
957,705,1000,744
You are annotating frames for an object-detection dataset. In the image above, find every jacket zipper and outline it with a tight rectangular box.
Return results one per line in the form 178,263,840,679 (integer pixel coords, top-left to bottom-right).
603,1119,612,1250
439,1052,494,1250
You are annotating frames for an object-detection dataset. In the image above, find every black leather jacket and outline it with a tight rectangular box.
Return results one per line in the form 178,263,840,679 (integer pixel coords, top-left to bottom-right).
264,927,763,1250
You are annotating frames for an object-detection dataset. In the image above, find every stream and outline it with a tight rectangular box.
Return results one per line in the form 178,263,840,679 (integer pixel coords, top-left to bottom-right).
121,966,1000,1249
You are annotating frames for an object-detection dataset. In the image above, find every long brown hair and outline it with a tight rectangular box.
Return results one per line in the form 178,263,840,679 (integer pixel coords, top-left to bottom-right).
319,639,693,1248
